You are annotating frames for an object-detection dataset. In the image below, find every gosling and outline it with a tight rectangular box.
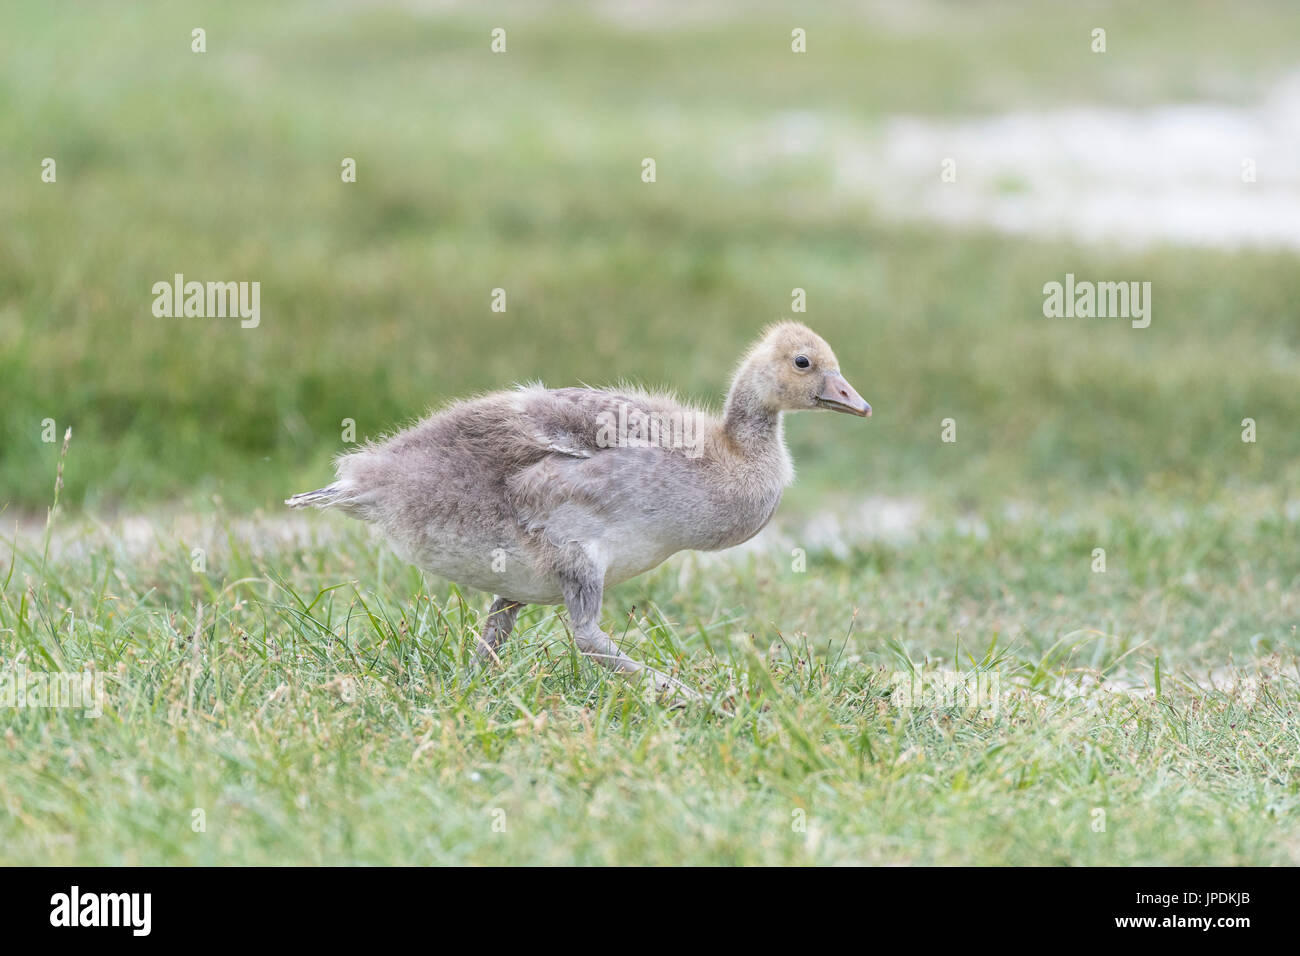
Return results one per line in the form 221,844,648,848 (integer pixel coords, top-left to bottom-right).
287,322,871,698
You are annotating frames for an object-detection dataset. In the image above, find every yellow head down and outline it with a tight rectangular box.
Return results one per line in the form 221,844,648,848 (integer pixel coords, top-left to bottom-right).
737,321,871,417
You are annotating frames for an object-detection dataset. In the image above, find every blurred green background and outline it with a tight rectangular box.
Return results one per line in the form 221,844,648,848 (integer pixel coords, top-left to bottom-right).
2,0,1297,515
1,0,1298,868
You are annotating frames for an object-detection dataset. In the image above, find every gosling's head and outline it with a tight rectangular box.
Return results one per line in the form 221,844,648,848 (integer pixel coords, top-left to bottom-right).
738,321,872,417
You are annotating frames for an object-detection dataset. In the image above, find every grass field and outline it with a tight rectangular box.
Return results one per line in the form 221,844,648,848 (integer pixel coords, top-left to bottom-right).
3,491,1298,865
1,1,1298,865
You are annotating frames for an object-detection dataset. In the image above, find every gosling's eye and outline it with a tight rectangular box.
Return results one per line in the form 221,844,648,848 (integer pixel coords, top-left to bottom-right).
794,355,811,370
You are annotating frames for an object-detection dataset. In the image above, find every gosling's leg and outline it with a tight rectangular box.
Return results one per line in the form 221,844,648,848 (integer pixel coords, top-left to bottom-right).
559,565,700,702
475,596,525,665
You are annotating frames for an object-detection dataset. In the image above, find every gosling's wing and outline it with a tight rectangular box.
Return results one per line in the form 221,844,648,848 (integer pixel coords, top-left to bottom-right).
518,387,662,459
508,387,708,535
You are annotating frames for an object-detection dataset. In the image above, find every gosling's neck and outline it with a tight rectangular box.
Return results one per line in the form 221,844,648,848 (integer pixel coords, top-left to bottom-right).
722,367,783,451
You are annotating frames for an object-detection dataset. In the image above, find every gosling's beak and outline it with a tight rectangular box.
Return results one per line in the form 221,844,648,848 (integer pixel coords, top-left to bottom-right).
816,371,872,417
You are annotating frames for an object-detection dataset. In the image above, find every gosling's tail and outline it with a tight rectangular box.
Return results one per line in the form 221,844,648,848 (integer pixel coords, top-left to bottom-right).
285,483,346,509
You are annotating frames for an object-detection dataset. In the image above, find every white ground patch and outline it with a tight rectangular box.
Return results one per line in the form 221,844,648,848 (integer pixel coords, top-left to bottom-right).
711,494,925,564
5,512,350,567
11,492,1300,569
759,72,1300,251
